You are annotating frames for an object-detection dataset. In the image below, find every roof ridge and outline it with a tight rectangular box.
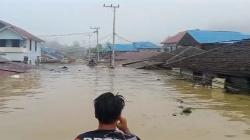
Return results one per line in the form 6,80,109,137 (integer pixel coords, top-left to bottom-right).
167,46,194,63
167,44,232,65
0,19,44,42
188,29,243,33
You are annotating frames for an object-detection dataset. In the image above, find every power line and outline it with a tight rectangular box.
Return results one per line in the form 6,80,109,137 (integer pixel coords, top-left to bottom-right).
115,34,134,43
100,36,114,45
39,32,93,38
99,33,113,42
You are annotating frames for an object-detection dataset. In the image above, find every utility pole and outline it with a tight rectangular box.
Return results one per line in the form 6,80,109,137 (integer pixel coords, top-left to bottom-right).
87,35,91,60
104,4,120,68
90,27,100,62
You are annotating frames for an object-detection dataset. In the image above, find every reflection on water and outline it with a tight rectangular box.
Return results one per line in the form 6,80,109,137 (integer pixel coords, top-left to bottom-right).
0,64,250,140
168,78,250,122
0,71,41,113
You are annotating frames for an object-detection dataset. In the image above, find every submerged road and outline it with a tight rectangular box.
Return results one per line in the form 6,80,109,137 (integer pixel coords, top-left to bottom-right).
0,64,250,140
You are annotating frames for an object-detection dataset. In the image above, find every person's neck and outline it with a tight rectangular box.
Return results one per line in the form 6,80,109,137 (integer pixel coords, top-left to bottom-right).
98,123,116,130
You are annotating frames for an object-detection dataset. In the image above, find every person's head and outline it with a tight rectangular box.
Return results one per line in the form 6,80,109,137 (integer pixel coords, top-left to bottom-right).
94,92,125,124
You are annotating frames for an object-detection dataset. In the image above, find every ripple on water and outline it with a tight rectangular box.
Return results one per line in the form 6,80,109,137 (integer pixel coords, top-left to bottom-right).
0,64,250,140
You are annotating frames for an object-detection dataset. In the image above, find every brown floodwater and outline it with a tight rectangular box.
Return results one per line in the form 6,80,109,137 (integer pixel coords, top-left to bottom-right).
0,64,250,140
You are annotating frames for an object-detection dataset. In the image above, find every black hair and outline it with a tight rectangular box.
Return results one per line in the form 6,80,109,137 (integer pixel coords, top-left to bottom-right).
94,92,125,124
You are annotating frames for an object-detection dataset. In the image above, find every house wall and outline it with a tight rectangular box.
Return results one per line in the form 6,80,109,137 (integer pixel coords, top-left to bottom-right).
178,33,199,47
0,29,23,40
162,43,178,52
225,77,250,92
0,28,42,65
26,40,42,65
137,48,161,52
3,52,28,62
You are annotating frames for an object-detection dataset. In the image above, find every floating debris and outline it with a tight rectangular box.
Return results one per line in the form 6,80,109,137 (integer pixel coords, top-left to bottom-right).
182,107,192,114
10,75,21,79
178,105,184,109
61,66,68,69
177,99,184,103
172,113,177,116
141,72,150,74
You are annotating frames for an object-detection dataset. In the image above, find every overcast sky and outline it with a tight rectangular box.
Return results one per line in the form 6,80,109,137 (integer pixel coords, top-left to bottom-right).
1,0,250,46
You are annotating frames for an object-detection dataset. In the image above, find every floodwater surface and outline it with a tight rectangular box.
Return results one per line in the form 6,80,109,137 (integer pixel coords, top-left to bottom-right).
0,64,250,140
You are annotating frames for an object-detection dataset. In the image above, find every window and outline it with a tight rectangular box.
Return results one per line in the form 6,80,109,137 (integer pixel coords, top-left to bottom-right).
30,40,32,51
12,40,20,47
6,40,12,47
0,39,6,47
35,41,37,52
23,56,28,64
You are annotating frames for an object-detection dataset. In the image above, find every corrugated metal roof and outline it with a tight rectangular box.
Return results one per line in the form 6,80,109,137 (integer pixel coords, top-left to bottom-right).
161,31,187,44
166,46,206,65
104,44,138,52
124,61,163,69
187,30,250,44
116,51,160,61
104,42,160,52
133,42,160,49
115,44,138,52
165,44,250,77
148,52,175,62
0,20,44,42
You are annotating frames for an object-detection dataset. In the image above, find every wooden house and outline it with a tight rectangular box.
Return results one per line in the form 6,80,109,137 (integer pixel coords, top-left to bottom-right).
166,40,250,92
161,29,250,52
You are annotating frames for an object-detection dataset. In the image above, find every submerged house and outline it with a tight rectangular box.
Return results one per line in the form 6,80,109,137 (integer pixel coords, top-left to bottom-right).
133,42,161,52
116,51,160,61
0,20,44,65
0,55,31,75
161,31,187,52
166,46,206,65
161,29,250,52
121,51,177,69
166,40,250,92
120,46,205,69
104,42,160,53
103,43,137,56
127,52,175,69
41,46,66,63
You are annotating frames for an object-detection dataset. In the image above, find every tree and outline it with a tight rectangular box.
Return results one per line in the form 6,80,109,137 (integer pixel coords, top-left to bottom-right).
44,40,66,49
97,44,103,52
72,41,80,48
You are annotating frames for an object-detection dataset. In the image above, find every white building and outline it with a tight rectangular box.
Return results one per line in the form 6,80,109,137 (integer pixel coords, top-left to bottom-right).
0,20,44,65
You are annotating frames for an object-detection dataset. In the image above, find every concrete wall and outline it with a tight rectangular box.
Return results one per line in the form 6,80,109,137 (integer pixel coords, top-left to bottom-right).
162,43,178,52
0,29,23,40
25,40,42,65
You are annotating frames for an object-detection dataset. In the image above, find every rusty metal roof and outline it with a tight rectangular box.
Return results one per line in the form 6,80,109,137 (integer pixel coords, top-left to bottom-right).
116,51,161,61
166,46,206,65
161,31,187,44
166,43,250,77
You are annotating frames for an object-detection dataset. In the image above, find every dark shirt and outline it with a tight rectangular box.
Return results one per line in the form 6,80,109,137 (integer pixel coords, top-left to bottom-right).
76,129,140,140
